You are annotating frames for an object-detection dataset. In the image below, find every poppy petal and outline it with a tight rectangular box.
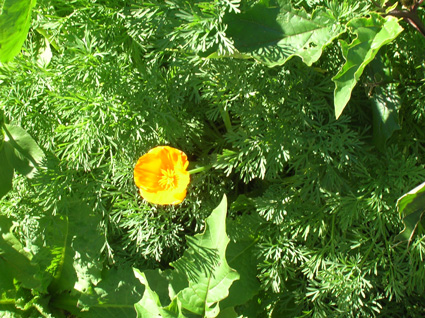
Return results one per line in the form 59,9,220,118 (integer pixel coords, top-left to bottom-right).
134,146,190,205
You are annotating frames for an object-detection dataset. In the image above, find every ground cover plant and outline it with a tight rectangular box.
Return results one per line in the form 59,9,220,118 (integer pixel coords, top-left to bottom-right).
1,0,425,317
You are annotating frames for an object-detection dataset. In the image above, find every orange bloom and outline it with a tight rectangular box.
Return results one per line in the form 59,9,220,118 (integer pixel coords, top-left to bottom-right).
134,146,190,205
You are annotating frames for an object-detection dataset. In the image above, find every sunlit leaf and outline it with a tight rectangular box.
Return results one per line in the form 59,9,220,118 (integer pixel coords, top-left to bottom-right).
332,13,403,118
220,239,259,309
134,195,239,318
3,124,44,178
47,200,104,295
172,195,239,317
0,215,40,290
0,0,37,62
395,181,425,244
0,147,14,198
133,269,181,318
62,266,145,318
224,1,345,67
0,113,13,199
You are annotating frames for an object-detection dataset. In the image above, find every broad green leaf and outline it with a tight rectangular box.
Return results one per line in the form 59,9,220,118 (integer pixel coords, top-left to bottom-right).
0,112,13,198
3,124,44,178
12,288,57,318
220,239,259,309
134,269,182,318
15,286,39,312
172,195,239,317
216,306,238,318
332,13,403,119
137,269,187,309
63,266,145,318
134,270,164,318
0,0,37,63
0,201,104,316
134,195,239,318
371,85,400,151
40,213,76,294
395,181,425,244
0,216,54,317
0,109,4,146
365,54,401,151
49,293,80,318
0,146,14,198
0,255,15,295
0,219,17,302
224,1,345,67
0,215,41,291
47,200,104,296
28,294,54,317
72,205,104,297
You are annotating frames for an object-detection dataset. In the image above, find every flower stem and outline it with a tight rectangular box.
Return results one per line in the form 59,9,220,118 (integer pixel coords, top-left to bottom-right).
219,106,233,134
188,165,211,175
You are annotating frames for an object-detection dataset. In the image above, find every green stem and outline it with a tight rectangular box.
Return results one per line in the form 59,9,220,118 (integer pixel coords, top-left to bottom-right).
359,237,376,268
219,106,233,134
0,298,15,305
188,165,211,175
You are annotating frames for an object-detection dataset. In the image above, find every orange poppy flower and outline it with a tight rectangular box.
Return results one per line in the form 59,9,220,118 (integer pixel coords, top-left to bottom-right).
134,146,190,205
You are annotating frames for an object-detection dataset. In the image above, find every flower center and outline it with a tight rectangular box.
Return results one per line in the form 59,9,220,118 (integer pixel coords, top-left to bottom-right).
158,169,177,190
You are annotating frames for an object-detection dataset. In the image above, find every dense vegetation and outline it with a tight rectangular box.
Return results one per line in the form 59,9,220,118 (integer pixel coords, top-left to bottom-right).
1,0,425,317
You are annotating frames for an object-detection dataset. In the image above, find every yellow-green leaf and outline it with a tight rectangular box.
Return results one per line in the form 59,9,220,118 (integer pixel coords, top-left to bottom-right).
0,0,37,62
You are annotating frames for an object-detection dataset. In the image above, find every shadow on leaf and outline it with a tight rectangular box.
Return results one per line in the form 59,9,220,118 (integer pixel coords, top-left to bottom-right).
172,236,220,282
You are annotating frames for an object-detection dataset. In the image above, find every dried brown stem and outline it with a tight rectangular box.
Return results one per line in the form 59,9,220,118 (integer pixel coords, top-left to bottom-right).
378,0,425,38
388,8,425,38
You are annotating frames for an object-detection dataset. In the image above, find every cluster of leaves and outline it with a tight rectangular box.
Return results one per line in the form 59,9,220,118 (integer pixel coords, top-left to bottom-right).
1,0,425,317
0,197,145,317
134,196,259,318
